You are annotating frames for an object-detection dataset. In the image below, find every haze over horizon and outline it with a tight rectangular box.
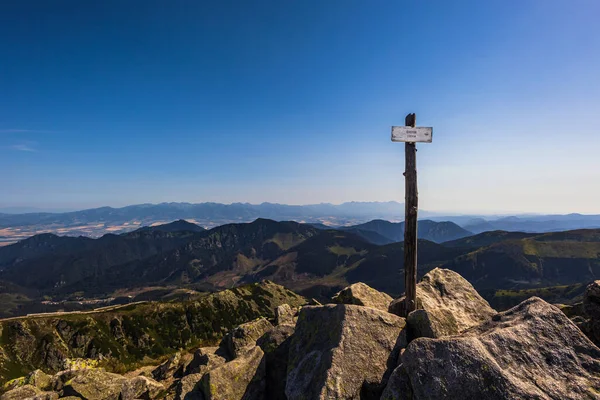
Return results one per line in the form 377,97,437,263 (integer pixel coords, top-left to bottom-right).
2,1,599,214
1,200,599,218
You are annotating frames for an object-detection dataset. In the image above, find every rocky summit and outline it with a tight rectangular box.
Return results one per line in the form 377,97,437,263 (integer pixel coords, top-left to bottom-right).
401,297,600,399
389,268,496,338
2,269,600,399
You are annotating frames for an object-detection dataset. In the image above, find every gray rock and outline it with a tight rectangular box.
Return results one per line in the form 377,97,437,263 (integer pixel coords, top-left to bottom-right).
1,369,52,393
223,318,273,359
584,281,600,346
274,304,295,325
286,304,406,400
402,297,600,400
200,345,265,400
152,352,182,381
332,282,393,312
0,384,40,400
61,368,128,400
185,347,227,375
380,364,412,400
120,375,165,400
399,268,495,338
49,369,80,392
388,296,408,317
585,280,600,319
28,369,52,392
257,323,296,400
32,392,59,400
176,374,205,400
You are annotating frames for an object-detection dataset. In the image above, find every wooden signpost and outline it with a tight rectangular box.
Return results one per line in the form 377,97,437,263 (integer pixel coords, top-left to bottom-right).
391,113,433,315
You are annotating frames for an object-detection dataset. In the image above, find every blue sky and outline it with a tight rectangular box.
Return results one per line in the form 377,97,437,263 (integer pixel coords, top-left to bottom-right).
1,0,599,213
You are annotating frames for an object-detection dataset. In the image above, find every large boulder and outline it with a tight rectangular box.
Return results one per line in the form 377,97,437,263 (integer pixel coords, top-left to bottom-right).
0,384,42,400
286,304,406,400
152,352,182,381
583,280,600,346
401,297,600,400
332,282,393,312
185,347,227,375
380,365,412,400
176,373,205,400
392,268,495,338
584,280,600,319
2,369,52,393
61,368,128,400
257,323,296,400
120,375,165,400
223,318,273,359
200,345,265,400
28,369,52,391
274,304,296,325
50,369,80,392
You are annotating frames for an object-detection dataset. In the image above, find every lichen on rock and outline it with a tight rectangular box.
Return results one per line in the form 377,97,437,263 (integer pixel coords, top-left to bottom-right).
200,345,265,400
401,297,600,399
286,304,406,400
332,282,393,312
390,268,496,339
222,317,273,359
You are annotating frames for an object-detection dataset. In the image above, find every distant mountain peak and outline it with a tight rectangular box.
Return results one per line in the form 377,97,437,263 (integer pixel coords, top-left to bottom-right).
136,219,205,233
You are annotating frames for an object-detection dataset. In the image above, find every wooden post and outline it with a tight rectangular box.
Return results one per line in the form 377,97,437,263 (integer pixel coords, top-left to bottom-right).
404,113,418,315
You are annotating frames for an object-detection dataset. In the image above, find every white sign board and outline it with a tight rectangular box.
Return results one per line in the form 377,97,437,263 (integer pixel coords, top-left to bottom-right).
391,126,433,143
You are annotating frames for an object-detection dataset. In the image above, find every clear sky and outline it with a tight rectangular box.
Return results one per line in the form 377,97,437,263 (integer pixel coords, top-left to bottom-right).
1,0,599,214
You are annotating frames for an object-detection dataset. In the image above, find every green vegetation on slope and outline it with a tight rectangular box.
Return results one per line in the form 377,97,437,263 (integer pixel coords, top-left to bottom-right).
441,230,600,290
0,281,305,385
487,283,586,310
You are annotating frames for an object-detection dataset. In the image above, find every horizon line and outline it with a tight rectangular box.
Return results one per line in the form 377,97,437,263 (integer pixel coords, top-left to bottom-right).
0,201,598,217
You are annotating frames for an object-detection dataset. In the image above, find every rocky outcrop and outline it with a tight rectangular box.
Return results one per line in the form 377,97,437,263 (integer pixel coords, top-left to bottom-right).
0,281,305,386
0,384,45,400
3,367,164,400
61,369,129,399
332,282,393,312
4,274,600,400
152,352,182,381
274,304,296,325
223,318,273,359
400,297,600,399
582,280,600,346
380,365,412,400
200,345,265,400
176,373,205,400
584,280,600,319
2,369,52,393
390,268,495,339
286,304,406,400
257,323,296,400
185,347,227,376
26,369,52,391
120,375,165,400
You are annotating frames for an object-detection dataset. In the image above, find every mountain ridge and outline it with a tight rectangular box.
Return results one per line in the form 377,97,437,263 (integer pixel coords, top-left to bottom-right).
2,219,600,319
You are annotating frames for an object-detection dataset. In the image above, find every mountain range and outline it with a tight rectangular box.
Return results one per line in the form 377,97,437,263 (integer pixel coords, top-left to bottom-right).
1,218,600,318
455,214,600,233
2,203,600,246
0,201,410,227
339,219,472,244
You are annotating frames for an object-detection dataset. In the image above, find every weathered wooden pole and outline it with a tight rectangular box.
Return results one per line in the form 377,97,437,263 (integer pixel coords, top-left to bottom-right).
391,114,432,316
403,113,418,314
